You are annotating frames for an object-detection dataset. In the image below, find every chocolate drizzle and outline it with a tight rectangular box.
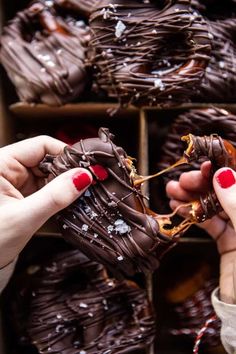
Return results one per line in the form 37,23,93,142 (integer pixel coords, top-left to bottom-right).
0,1,91,105
39,126,236,274
191,0,236,19
157,109,236,222
88,0,211,107
8,249,155,353
183,134,231,168
39,127,182,276
193,18,236,102
158,108,236,182
169,279,222,349
54,0,107,18
181,134,233,221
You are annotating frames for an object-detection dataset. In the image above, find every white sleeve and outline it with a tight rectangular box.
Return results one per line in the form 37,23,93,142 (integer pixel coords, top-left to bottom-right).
0,258,17,294
212,288,236,354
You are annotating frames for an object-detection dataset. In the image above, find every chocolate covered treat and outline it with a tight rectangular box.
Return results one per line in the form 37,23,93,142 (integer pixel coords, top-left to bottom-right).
193,19,236,102
158,108,236,183
88,0,211,107
165,263,225,354
191,0,236,19
54,0,107,18
39,127,197,276
40,128,236,275
0,1,91,105
7,249,155,354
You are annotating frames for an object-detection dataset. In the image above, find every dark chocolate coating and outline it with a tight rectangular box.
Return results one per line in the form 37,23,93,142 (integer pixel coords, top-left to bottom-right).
192,19,236,102
54,0,108,18
169,279,222,349
8,249,155,354
39,128,179,276
184,134,232,221
191,0,236,19
0,1,91,105
158,108,236,182
87,0,211,107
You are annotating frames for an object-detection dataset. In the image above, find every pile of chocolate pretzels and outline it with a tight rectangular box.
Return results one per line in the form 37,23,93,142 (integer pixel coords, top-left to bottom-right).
5,247,155,354
0,0,235,106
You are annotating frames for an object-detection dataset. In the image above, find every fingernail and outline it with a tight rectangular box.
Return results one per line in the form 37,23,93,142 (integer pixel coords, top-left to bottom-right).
72,172,92,192
216,169,236,189
89,164,109,181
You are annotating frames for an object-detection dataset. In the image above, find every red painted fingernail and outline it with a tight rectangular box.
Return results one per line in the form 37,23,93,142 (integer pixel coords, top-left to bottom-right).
216,169,236,189
72,172,92,192
89,164,109,181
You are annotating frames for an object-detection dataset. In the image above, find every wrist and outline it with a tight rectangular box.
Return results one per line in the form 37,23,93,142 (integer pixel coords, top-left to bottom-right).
219,252,236,304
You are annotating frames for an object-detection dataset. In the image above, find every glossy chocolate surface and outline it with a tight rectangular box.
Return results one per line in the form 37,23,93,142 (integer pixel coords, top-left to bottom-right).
169,279,222,349
0,1,91,105
7,249,155,353
193,18,236,102
158,108,236,182
88,0,211,106
40,128,180,276
54,0,108,18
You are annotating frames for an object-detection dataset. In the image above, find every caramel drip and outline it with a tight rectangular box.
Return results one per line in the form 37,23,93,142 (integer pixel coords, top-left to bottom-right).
39,128,181,276
134,156,188,186
40,129,236,275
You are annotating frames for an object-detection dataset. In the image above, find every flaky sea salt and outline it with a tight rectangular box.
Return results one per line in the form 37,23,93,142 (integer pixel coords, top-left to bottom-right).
114,219,131,234
82,224,89,232
45,0,53,6
107,225,114,233
115,20,126,38
219,61,225,68
79,302,88,308
84,190,91,197
117,255,124,261
154,78,165,91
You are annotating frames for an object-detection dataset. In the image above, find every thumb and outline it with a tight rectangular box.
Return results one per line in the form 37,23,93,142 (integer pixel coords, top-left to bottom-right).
19,168,92,235
213,167,236,229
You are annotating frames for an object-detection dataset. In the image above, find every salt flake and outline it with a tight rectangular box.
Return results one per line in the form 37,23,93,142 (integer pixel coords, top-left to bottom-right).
154,79,165,91
115,21,126,38
114,219,131,234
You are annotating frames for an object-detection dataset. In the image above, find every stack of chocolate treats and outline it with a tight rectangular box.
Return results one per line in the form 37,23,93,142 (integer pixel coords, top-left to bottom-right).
1,0,235,106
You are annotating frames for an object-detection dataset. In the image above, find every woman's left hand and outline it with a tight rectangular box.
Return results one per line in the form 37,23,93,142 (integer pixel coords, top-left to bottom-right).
166,161,236,304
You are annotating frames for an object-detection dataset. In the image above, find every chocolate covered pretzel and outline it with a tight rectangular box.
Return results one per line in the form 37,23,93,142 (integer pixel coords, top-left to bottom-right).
0,1,91,105
7,248,155,354
88,0,211,107
158,108,236,182
40,127,236,275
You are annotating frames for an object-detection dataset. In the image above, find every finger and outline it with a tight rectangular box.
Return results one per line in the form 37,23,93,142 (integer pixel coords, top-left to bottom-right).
170,198,236,255
0,135,66,173
166,180,198,202
169,199,191,218
0,176,23,200
200,161,212,179
213,168,236,230
179,170,210,193
17,168,93,236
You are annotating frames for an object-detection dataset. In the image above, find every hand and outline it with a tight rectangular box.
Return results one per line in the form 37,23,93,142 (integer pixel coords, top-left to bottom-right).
0,136,93,269
166,161,236,304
